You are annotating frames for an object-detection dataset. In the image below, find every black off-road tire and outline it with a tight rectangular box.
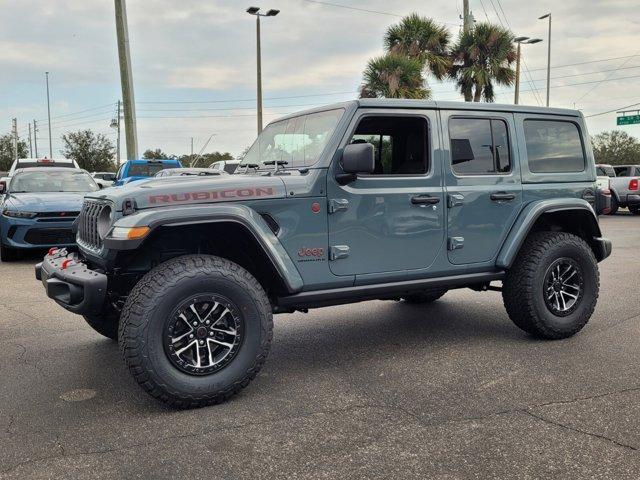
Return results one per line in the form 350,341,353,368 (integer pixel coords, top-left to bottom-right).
0,243,17,262
503,231,599,339
403,289,448,304
83,310,119,340
118,255,273,408
609,196,619,215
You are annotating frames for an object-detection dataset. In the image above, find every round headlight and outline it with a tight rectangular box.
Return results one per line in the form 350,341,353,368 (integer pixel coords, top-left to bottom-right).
97,205,113,239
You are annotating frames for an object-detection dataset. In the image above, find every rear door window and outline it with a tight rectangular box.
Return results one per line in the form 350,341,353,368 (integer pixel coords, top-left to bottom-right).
524,120,585,173
449,118,511,175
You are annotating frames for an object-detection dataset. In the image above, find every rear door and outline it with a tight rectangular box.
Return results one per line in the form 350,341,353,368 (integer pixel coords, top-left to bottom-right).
441,111,522,265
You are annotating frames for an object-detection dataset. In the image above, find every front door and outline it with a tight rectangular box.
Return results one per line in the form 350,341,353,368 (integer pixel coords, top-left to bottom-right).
327,110,445,276
441,111,522,265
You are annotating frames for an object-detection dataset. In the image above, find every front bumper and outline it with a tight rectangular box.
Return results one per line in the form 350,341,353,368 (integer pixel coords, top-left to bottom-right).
1,216,76,249
35,251,107,316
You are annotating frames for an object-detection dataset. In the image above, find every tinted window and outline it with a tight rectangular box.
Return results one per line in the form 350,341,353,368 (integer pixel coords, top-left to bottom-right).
449,118,511,175
128,163,176,177
524,120,585,173
349,116,428,175
240,109,343,169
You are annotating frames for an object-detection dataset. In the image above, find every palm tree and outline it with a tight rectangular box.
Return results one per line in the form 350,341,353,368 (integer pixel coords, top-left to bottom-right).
450,22,516,102
384,13,451,80
360,53,430,99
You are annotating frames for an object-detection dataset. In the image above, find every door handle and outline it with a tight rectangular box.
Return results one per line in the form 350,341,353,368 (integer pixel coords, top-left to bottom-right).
411,195,440,205
490,192,516,202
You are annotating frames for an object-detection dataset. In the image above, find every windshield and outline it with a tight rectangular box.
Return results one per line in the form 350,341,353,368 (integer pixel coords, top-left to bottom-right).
10,171,99,193
239,108,344,170
129,163,176,177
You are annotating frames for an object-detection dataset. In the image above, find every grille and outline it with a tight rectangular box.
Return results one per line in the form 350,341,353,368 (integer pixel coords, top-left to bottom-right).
77,200,109,252
35,211,80,218
24,228,75,245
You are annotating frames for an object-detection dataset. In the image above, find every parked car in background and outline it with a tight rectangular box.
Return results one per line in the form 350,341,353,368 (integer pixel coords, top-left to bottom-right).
209,160,240,174
113,159,182,186
0,168,99,261
92,172,117,189
154,167,228,178
596,164,616,179
9,157,79,176
607,165,640,215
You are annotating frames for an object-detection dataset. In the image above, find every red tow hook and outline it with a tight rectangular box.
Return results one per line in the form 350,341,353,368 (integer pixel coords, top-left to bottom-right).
61,258,77,270
48,247,59,256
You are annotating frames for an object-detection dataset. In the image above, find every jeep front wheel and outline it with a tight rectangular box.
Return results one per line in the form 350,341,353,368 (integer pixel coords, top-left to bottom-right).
502,232,599,339
118,255,273,408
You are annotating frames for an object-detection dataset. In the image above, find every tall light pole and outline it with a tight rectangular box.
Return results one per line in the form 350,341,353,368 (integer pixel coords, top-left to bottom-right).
115,0,139,159
539,13,552,106
45,72,53,158
514,37,542,105
246,6,279,134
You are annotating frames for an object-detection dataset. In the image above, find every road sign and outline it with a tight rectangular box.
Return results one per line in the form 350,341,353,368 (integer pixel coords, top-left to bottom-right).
617,114,640,126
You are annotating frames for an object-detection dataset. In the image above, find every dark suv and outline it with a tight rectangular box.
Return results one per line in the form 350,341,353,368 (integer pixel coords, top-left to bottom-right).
36,100,611,408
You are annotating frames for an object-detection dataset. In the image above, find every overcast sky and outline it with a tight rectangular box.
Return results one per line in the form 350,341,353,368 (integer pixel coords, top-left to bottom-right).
1,0,639,159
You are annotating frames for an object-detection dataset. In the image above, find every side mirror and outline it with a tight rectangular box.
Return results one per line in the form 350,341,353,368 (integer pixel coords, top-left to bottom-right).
341,142,375,176
0,181,6,195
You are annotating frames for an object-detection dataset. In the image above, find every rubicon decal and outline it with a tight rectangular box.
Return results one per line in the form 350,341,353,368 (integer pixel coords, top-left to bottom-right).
149,187,276,204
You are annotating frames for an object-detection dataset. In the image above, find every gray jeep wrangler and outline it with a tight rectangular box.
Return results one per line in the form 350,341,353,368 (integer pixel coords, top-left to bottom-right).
36,100,612,408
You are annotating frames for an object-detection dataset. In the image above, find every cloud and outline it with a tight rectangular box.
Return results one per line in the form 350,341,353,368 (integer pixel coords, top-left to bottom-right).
166,64,248,90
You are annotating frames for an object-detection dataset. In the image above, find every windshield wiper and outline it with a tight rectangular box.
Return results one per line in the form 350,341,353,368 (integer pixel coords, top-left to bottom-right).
262,160,289,166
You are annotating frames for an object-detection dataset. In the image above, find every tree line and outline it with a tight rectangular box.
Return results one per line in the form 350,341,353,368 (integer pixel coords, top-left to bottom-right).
0,130,235,172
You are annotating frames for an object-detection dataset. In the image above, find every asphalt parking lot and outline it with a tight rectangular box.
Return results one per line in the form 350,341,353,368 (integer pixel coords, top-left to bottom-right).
1,214,639,479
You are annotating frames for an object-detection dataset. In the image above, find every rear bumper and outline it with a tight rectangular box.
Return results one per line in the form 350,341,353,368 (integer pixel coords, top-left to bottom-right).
35,251,107,316
625,194,640,207
593,237,613,262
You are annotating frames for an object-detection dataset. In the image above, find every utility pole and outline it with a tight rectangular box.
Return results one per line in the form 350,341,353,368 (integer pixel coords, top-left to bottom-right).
28,123,33,157
33,120,39,158
11,118,18,161
462,0,472,32
539,13,552,106
190,137,194,157
115,0,139,159
45,72,53,158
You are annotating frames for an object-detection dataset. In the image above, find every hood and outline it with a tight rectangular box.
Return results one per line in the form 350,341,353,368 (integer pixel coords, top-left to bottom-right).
87,174,287,210
4,192,87,212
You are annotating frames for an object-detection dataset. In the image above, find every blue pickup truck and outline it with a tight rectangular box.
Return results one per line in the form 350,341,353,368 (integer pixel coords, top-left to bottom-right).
113,159,182,186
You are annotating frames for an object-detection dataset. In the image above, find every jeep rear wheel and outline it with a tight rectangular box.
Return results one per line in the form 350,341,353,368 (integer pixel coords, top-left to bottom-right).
402,289,448,304
118,255,272,408
609,196,619,215
502,232,599,339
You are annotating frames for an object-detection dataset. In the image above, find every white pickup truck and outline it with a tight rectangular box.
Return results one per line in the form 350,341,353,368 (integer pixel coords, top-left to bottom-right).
597,164,640,215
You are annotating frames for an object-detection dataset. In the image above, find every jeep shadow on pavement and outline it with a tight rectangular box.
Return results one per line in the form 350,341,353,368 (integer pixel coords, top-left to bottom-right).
35,99,612,408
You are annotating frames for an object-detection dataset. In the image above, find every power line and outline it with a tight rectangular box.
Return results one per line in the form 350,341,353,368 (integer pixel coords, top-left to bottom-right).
574,50,640,104
36,103,116,122
301,0,460,25
527,54,640,72
137,91,357,104
584,102,640,118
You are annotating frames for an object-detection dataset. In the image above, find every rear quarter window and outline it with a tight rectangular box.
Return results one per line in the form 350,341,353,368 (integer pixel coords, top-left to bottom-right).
524,120,585,173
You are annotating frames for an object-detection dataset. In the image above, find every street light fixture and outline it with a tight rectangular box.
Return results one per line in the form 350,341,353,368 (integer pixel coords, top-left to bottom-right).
539,13,552,106
514,37,542,105
246,6,280,134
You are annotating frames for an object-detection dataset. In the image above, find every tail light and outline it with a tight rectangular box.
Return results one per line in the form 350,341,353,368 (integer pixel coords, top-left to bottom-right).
629,179,639,191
